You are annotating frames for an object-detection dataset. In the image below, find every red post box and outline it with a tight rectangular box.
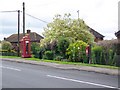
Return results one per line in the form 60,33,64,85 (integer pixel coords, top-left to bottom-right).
86,45,89,55
20,34,31,58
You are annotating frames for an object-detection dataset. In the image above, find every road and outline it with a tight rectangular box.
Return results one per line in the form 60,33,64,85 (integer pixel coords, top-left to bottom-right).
1,60,118,88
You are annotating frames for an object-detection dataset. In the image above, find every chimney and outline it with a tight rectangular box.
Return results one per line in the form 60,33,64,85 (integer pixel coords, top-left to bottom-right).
27,29,31,34
4,37,6,41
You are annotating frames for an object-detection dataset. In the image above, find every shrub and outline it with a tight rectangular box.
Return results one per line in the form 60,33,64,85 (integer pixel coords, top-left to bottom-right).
95,40,118,66
67,40,88,62
1,41,12,51
54,55,63,61
0,50,17,56
57,37,69,58
31,42,40,58
43,51,54,60
31,42,40,54
92,46,103,64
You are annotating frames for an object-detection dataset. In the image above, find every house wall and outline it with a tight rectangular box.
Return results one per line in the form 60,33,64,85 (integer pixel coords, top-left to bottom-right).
11,42,18,51
94,37,103,42
117,36,120,42
116,32,120,43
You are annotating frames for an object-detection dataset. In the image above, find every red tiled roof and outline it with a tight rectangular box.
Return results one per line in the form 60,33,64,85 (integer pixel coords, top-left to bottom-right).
115,30,120,37
88,26,104,38
5,32,43,43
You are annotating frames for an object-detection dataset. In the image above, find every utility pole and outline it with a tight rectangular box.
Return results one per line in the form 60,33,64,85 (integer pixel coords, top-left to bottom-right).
0,10,21,56
17,10,20,57
77,10,79,20
23,2,25,36
77,10,80,26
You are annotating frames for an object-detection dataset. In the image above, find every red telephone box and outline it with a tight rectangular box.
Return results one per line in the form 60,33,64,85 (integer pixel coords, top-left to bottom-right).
20,34,31,58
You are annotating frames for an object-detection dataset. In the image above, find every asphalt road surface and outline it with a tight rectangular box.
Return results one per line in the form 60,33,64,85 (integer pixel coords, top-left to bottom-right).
1,60,118,88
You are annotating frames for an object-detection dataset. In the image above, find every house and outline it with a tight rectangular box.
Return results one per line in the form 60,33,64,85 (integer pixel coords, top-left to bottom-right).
4,27,104,51
115,30,120,55
115,31,120,66
88,26,104,42
115,30,120,42
4,30,43,50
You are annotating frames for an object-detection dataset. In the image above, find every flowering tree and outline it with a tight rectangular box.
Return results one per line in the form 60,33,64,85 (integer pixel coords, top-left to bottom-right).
40,13,94,47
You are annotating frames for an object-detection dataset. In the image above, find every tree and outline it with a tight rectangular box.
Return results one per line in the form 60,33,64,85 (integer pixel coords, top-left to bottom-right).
40,13,94,47
1,41,12,51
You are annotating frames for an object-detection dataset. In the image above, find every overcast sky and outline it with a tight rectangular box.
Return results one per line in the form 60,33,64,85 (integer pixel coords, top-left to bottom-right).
0,0,119,40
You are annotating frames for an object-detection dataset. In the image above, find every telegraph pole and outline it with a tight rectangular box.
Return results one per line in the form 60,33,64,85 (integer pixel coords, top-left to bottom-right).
17,10,20,56
0,10,21,56
77,10,80,26
23,2,25,36
88,44,92,64
77,10,79,20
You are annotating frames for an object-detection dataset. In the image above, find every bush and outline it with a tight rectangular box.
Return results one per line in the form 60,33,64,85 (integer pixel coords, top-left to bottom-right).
31,42,40,54
0,50,17,56
67,40,88,62
92,46,103,64
54,55,63,61
43,51,54,60
31,42,40,58
1,41,12,51
95,40,118,66
57,37,70,58
92,41,117,66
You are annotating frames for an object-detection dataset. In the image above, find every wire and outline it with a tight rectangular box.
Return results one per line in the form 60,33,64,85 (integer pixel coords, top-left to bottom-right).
0,10,18,13
0,10,49,24
25,13,48,24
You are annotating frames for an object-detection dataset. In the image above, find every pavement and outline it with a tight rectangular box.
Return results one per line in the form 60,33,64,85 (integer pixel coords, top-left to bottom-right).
1,58,119,76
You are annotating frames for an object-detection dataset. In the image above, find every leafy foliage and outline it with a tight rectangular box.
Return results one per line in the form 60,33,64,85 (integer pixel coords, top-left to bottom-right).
43,51,54,60
67,40,88,62
92,40,118,66
40,13,94,47
92,46,103,64
97,40,118,52
57,37,69,58
31,42,40,58
54,55,63,61
1,41,12,51
0,50,17,56
0,41,16,56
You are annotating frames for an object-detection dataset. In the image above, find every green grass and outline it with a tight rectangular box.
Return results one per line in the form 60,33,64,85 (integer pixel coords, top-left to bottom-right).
0,55,21,58
25,57,41,61
0,55,40,61
1,55,118,69
42,59,118,69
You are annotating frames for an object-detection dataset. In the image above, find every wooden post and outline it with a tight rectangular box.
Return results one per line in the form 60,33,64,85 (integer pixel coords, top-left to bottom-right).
17,10,20,57
23,2,25,36
88,44,92,64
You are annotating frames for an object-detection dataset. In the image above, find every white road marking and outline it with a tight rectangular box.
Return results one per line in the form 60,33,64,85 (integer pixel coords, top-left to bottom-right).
47,75,118,89
0,66,21,71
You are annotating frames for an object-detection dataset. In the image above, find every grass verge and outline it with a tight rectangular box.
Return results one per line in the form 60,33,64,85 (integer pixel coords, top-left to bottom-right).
1,56,118,69
0,56,21,58
41,59,118,69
